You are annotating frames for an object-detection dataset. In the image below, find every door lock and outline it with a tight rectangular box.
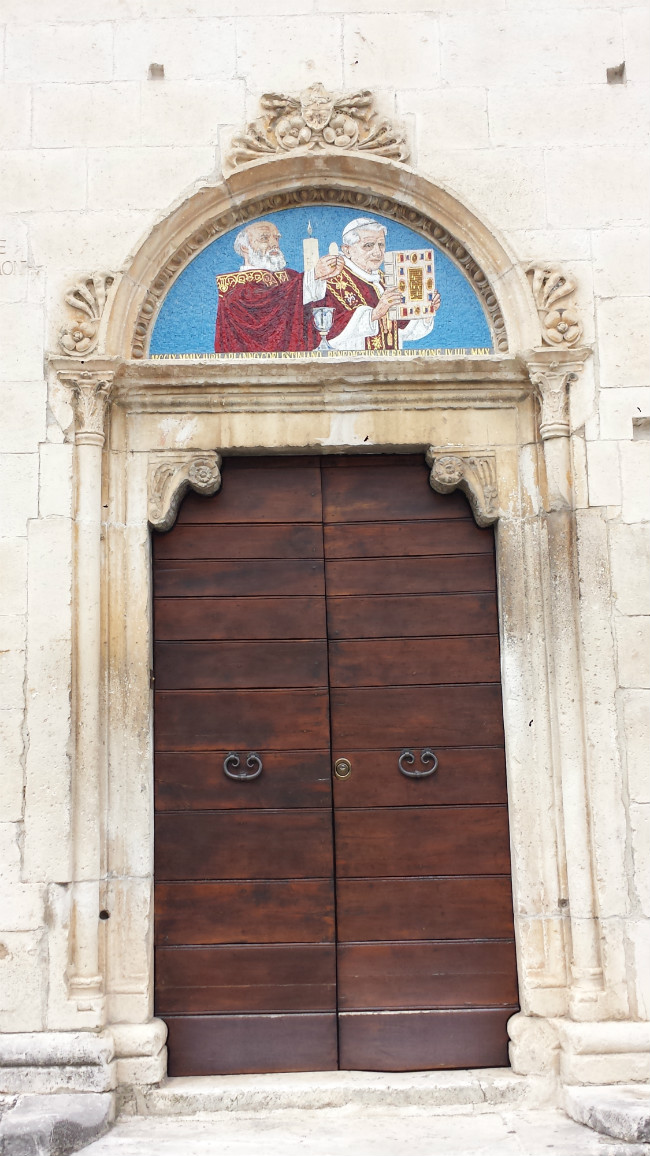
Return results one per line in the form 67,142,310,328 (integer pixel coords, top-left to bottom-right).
334,758,352,780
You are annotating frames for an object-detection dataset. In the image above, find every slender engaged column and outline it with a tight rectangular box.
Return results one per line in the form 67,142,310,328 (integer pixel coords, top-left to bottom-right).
62,370,114,1018
526,352,604,1019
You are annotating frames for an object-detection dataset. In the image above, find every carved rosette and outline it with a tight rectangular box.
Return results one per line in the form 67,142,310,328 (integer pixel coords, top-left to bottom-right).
527,265,583,349
425,449,498,528
148,451,222,532
228,83,408,171
59,371,114,447
59,273,115,358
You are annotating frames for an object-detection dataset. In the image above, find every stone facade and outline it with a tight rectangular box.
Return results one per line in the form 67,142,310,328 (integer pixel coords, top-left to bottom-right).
1,0,649,1130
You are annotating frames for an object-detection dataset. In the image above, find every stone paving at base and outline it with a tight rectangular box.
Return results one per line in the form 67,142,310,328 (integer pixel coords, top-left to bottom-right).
79,1107,650,1156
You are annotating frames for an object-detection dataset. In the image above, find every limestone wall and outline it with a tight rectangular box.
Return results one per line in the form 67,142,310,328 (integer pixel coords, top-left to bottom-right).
0,0,648,1060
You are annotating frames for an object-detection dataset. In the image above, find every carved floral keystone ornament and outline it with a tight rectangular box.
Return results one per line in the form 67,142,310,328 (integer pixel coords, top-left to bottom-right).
527,264,583,348
59,273,114,357
229,84,409,168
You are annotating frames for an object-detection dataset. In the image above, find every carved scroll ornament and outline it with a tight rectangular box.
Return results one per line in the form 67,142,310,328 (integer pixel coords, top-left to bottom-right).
228,83,408,169
527,265,583,349
59,273,115,357
148,451,222,532
426,449,498,528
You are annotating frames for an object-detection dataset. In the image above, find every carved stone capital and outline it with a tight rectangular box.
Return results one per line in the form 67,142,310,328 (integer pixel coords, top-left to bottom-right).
523,349,590,440
526,264,583,350
59,371,115,446
148,451,222,532
59,272,115,358
227,83,408,173
425,449,498,528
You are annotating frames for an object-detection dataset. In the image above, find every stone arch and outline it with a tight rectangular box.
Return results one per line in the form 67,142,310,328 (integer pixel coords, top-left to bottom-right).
103,154,542,359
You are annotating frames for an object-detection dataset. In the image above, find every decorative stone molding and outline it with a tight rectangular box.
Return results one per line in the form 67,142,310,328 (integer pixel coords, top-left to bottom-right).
227,83,408,172
59,273,115,357
527,265,583,349
425,448,498,527
130,187,507,358
148,451,222,532
524,350,589,441
59,370,115,446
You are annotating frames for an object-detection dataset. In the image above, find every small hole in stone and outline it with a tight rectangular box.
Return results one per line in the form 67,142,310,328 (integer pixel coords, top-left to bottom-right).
606,62,626,84
99,910,110,920
148,63,165,80
632,416,650,441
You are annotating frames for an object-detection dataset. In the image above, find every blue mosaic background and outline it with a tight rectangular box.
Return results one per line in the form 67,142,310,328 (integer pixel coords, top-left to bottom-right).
150,206,492,355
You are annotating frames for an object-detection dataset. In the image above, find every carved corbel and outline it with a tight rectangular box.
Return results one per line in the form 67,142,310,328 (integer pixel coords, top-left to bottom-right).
59,273,115,358
425,449,498,528
148,451,222,532
59,370,114,447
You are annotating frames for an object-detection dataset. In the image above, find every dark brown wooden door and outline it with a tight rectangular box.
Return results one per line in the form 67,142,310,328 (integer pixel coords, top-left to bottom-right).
153,455,518,1075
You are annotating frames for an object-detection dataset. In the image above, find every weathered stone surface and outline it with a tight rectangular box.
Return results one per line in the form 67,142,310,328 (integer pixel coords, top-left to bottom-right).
564,1084,650,1143
0,1092,114,1156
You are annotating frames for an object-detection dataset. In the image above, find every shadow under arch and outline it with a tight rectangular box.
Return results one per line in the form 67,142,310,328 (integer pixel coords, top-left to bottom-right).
104,153,542,361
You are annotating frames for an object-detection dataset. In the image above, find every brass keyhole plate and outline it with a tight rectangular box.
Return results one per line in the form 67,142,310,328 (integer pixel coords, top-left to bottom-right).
334,758,352,780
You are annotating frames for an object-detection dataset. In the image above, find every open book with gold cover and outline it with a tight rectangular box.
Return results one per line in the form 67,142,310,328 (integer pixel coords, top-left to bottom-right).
384,248,436,320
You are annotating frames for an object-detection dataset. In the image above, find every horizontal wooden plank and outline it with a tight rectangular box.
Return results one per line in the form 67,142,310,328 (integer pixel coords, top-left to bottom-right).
337,941,518,1011
155,881,335,945
325,554,495,597
154,597,326,641
329,684,505,747
176,465,322,525
327,593,498,640
322,464,468,523
335,806,511,878
324,520,491,560
155,751,332,811
330,748,506,808
336,877,515,942
328,636,501,688
153,523,323,561
338,1008,515,1071
165,1013,338,1075
155,810,334,880
154,641,328,690
154,559,325,598
155,689,330,750
321,455,422,469
155,944,336,1014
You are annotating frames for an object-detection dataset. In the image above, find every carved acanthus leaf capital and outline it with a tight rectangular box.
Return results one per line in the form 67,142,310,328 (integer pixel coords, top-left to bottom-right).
148,451,222,532
59,273,115,358
227,83,408,172
59,371,115,446
523,349,590,440
425,449,498,528
527,264,583,349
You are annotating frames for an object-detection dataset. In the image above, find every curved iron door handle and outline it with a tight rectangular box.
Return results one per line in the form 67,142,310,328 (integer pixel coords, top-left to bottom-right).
223,752,263,781
398,748,438,778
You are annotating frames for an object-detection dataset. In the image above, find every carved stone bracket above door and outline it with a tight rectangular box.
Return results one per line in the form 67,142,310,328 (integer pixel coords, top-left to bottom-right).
148,451,222,532
425,449,498,528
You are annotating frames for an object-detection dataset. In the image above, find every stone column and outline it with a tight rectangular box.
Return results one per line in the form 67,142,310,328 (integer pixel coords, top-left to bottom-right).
525,349,604,1020
61,369,114,1020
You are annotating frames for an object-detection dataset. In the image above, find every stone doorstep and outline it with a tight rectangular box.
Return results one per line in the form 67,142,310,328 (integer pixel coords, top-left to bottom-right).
122,1069,554,1118
564,1085,650,1145
0,1093,114,1156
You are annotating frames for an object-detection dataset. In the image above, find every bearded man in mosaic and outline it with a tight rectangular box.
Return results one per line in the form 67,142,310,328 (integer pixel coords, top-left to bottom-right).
323,218,441,352
214,220,343,353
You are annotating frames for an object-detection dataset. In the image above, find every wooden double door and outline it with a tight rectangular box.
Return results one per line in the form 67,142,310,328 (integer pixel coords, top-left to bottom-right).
153,455,518,1075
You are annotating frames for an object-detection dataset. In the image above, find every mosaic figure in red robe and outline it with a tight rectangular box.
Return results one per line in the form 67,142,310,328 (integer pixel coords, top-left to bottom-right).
214,220,343,353
322,218,441,352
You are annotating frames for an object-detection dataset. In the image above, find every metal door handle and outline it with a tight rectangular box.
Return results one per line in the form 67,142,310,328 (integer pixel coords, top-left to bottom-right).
223,752,263,781
398,748,438,778
334,758,352,780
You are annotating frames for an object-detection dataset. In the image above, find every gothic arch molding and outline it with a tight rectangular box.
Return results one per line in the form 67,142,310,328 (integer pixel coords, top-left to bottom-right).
103,154,542,360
